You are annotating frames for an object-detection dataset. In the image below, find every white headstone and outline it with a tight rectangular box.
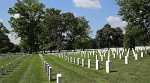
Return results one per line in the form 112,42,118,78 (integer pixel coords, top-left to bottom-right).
82,59,85,67
74,57,76,64
57,74,62,83
106,61,110,73
101,55,103,61
88,54,90,59
119,53,122,59
113,53,116,58
77,58,80,65
47,65,49,76
49,67,52,81
96,60,100,70
96,55,98,61
68,57,70,62
125,56,128,64
135,54,138,60
88,59,91,68
104,52,106,57
107,55,110,62
70,57,72,63
84,54,86,58
141,52,144,57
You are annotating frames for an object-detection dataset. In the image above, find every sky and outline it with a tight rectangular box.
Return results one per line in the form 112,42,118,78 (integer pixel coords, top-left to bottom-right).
0,0,127,44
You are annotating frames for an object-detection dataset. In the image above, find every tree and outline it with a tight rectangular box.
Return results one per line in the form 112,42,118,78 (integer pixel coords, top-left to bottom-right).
113,27,123,47
123,25,136,49
96,24,123,48
75,16,91,51
63,12,78,51
42,8,61,52
8,0,45,53
117,0,150,48
0,22,15,53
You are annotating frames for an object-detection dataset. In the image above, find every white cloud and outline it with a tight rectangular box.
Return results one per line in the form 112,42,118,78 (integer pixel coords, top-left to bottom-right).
73,0,101,9
106,16,128,28
0,19,2,22
7,34,20,44
13,14,20,19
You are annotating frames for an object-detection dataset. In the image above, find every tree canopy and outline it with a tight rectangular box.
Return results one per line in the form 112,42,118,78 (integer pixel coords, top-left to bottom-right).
96,24,123,48
117,0,150,48
8,0,91,53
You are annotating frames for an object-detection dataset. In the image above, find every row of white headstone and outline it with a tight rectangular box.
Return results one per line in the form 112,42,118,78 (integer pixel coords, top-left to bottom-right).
39,54,62,83
74,47,146,57
58,54,111,73
0,55,17,62
1,56,23,75
58,48,148,74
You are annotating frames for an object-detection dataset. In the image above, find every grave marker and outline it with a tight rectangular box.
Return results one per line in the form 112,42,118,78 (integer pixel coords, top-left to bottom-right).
57,74,62,83
106,61,110,73
96,60,100,70
82,59,85,67
88,59,91,68
49,67,52,81
77,58,80,65
125,56,128,64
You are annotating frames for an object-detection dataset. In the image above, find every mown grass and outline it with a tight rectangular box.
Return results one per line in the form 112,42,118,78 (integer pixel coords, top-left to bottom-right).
43,50,150,83
0,51,150,83
0,55,49,83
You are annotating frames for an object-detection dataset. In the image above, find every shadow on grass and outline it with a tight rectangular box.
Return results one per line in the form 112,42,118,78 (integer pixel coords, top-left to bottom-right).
7,70,13,72
0,73,9,78
111,70,118,73
51,78,56,81
100,68,104,70
52,73,56,75
0,76,5,78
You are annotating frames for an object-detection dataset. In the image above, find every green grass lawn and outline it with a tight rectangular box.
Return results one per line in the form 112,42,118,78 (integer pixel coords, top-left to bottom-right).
43,51,150,83
0,51,150,83
0,55,49,83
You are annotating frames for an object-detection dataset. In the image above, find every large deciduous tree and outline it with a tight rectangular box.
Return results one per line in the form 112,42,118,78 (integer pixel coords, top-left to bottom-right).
8,0,45,53
75,16,91,51
42,8,62,52
117,0,150,48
